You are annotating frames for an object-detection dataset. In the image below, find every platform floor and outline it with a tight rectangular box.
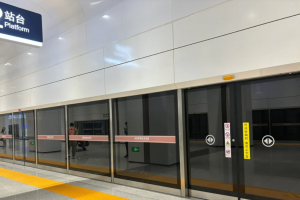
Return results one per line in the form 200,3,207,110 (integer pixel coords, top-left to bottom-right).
0,161,196,200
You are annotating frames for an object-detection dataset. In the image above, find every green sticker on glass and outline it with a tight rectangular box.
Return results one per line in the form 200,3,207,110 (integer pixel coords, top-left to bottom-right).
132,147,139,152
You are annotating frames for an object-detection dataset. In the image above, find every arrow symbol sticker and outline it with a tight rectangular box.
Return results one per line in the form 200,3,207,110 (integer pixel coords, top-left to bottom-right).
205,135,215,145
262,135,275,147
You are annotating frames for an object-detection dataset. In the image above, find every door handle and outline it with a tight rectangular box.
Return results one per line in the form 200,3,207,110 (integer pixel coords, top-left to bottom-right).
232,139,235,142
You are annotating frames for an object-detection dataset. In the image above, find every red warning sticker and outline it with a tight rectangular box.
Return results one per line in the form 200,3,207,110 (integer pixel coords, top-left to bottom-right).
225,123,230,129
224,123,231,158
226,149,231,155
225,132,230,138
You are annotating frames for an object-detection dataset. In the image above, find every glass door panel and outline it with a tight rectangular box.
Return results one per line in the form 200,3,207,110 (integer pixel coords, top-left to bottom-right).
186,85,238,199
237,74,300,200
24,111,36,164
37,106,66,169
0,114,13,160
113,91,181,188
67,100,111,176
13,111,36,165
13,112,23,163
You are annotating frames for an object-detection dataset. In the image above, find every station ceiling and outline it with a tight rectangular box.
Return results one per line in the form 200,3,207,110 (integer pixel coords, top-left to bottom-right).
0,0,125,64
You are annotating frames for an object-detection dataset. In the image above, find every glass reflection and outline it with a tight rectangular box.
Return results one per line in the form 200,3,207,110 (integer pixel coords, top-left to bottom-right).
0,114,12,160
37,106,66,168
13,111,35,164
67,100,110,175
239,74,300,200
186,85,237,197
113,91,180,188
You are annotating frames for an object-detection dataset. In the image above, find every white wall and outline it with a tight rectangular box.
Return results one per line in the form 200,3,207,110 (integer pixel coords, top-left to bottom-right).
0,0,300,113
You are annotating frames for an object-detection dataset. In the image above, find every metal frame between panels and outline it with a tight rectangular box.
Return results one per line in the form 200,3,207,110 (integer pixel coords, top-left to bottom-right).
35,110,38,167
65,105,69,171
178,89,188,197
12,112,15,162
109,99,114,182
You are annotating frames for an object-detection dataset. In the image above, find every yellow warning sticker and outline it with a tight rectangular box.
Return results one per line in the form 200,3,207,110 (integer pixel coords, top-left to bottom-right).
243,122,250,159
226,141,230,146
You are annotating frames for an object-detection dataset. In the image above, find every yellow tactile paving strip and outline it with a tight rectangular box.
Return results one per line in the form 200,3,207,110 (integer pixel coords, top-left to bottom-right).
0,167,129,200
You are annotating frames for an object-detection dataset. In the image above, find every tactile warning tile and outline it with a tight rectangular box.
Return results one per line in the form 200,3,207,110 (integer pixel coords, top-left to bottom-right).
0,167,128,200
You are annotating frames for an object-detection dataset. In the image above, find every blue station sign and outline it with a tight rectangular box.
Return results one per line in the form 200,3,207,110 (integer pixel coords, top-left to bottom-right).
0,2,43,47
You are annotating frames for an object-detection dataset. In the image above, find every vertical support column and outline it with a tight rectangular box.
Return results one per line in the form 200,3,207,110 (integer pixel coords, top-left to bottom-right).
65,105,69,171
109,99,114,183
12,112,15,162
34,110,38,166
178,89,188,197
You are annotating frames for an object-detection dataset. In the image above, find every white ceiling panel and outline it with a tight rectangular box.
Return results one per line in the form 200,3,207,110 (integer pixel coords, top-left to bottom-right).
77,0,125,21
171,0,227,20
29,0,85,36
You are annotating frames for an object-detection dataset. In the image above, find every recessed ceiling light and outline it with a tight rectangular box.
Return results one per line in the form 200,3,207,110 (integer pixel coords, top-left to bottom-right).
4,63,11,66
102,15,109,19
58,37,63,40
27,53,32,55
91,1,102,5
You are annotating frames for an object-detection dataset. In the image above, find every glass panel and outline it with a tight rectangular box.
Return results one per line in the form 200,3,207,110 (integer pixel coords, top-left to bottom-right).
238,74,300,200
24,111,35,164
67,100,110,175
0,114,12,160
113,91,180,188
13,112,24,162
37,106,66,168
186,85,238,197
13,111,35,164
253,110,269,140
